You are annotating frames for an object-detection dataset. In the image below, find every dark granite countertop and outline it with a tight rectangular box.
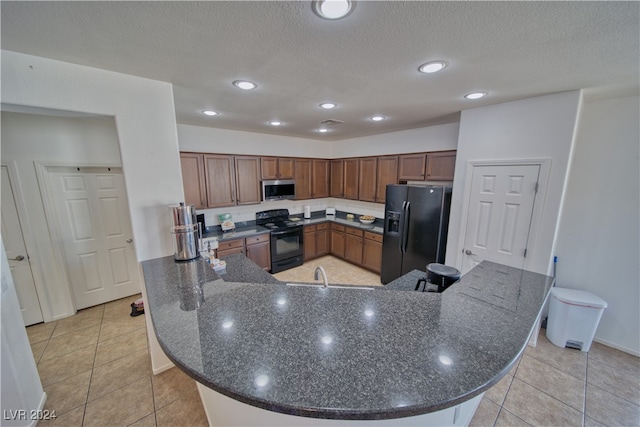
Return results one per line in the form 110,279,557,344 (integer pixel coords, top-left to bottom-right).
141,254,553,421
294,211,384,234
202,225,270,242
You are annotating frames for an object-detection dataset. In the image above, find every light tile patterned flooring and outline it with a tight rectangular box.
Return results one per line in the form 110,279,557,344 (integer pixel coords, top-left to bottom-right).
27,256,639,426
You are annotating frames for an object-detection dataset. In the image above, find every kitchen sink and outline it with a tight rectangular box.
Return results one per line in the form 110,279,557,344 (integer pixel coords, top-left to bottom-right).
285,283,374,290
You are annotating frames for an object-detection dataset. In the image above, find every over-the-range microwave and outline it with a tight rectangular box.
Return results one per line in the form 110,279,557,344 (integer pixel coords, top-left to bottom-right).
262,179,296,201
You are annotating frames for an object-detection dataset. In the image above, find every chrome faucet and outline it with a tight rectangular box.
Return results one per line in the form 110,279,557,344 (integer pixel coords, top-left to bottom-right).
314,266,329,288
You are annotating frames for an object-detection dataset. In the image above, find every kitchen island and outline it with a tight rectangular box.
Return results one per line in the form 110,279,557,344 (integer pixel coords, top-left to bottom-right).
141,253,554,426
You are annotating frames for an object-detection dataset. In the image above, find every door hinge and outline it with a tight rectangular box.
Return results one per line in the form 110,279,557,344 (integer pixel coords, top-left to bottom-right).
524,248,527,257
534,182,539,193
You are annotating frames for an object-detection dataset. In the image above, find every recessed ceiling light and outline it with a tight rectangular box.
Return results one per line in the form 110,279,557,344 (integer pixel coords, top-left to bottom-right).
319,102,337,109
464,92,487,100
268,121,283,126
202,110,219,116
370,115,385,122
317,128,329,133
312,0,355,20
233,80,257,90
418,61,448,74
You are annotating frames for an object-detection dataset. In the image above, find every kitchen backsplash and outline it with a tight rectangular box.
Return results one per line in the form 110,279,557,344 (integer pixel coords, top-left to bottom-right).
198,198,385,227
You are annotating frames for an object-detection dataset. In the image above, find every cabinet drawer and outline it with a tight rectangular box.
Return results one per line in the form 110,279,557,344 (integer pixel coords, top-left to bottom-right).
331,224,345,232
364,231,383,243
246,233,270,245
218,238,244,251
345,227,363,237
316,222,329,231
304,224,317,233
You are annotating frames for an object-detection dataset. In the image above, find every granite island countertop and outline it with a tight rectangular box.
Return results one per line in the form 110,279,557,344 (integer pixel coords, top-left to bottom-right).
141,253,553,421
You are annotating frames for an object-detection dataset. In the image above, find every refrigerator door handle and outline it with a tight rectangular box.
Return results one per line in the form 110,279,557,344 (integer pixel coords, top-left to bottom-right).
402,201,411,253
399,201,407,253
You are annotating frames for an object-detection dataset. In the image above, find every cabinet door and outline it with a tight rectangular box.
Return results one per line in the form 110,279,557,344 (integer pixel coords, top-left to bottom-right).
312,159,330,198
204,154,236,207
246,241,271,271
343,158,360,200
278,158,294,180
426,151,456,181
294,159,312,200
316,225,330,257
358,157,377,202
330,228,345,258
304,225,317,261
180,153,207,209
398,153,427,181
375,156,398,204
260,157,278,180
235,156,261,205
362,235,383,274
345,233,363,265
330,159,344,198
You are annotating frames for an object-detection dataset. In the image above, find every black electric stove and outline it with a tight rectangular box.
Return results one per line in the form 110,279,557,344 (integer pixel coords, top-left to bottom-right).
256,209,304,273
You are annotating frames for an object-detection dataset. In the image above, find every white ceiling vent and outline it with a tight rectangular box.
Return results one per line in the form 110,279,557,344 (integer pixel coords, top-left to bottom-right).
319,119,344,126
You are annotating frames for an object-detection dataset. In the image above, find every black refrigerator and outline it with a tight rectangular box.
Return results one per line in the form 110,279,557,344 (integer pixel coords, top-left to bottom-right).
381,185,452,284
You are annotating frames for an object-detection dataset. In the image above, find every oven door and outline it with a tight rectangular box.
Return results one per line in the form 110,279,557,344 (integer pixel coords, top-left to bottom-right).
270,227,303,262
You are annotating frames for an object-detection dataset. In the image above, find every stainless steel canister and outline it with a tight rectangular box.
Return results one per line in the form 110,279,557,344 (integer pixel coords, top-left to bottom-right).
169,203,201,261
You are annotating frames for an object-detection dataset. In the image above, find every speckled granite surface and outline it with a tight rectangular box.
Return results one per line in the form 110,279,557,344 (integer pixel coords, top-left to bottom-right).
202,225,270,242
141,254,553,420
298,212,384,234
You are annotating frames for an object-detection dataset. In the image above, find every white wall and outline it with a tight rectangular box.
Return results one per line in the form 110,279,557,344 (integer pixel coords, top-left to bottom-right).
1,241,46,427
554,94,640,355
331,123,459,158
447,91,583,275
1,50,183,262
178,125,331,158
1,50,180,373
1,112,123,320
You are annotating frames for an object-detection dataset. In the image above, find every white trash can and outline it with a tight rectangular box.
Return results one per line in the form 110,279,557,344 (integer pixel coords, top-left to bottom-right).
546,287,607,352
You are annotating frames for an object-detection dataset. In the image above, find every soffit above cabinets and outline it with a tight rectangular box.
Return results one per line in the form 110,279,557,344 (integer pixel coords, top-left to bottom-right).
1,1,638,141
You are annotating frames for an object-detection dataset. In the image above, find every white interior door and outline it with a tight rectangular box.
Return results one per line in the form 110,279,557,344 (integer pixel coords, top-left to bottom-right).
461,164,540,274
48,166,140,309
1,166,44,326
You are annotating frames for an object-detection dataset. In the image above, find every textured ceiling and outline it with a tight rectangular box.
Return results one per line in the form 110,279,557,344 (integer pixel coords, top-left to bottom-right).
1,1,638,141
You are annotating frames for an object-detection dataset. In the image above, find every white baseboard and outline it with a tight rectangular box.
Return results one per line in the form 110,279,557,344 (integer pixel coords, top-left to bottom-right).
593,337,640,357
152,360,175,375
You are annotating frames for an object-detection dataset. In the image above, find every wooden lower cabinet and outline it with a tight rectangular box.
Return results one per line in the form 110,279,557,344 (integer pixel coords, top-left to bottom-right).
330,224,345,258
245,234,271,271
362,231,383,273
344,228,363,265
304,223,330,261
217,238,245,258
218,235,271,271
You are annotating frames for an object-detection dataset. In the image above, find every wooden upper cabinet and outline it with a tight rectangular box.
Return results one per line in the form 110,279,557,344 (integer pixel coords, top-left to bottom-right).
294,158,312,200
235,156,261,205
330,159,344,198
426,150,457,181
261,157,294,180
180,152,207,209
343,158,360,200
204,154,236,208
398,153,427,181
312,159,330,198
358,157,377,202
376,156,398,204
278,158,294,179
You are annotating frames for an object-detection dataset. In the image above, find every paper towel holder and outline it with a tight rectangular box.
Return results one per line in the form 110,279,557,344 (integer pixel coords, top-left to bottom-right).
304,205,311,219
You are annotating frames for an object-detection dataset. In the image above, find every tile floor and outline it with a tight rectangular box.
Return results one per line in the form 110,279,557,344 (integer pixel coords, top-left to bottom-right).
27,296,208,427
26,256,639,427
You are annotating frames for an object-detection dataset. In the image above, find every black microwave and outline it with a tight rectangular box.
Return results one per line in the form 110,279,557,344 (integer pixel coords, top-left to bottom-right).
262,180,296,201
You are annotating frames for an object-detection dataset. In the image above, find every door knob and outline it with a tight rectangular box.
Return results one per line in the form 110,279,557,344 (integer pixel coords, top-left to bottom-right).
464,249,476,256
10,255,25,261
126,238,133,243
